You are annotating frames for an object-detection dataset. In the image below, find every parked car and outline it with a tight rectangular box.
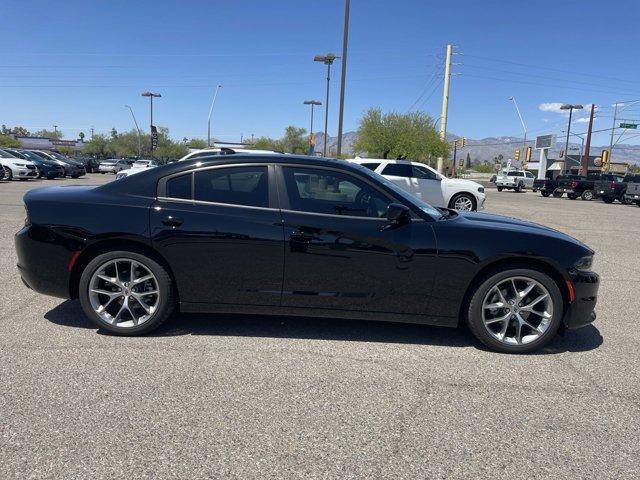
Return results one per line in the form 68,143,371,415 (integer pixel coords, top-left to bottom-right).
180,148,280,162
115,160,158,180
4,149,65,179
16,153,599,353
533,177,561,197
594,174,629,204
556,175,597,200
71,156,100,173
0,149,38,180
623,174,640,206
349,159,486,211
99,159,131,174
27,150,86,178
495,170,535,192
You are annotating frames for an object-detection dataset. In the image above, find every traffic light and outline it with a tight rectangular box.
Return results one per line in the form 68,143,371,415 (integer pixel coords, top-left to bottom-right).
514,149,520,161
559,149,564,158
525,146,532,162
458,158,464,167
601,149,610,172
460,137,466,148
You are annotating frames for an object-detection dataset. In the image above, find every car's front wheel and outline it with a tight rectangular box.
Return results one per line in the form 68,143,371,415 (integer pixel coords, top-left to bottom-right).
449,193,476,211
497,186,503,192
541,191,551,197
79,251,176,335
3,166,12,180
581,190,594,201
466,268,563,353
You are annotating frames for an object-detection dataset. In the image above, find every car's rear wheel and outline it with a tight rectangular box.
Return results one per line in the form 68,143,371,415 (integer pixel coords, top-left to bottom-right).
515,182,523,193
619,194,629,205
466,268,563,353
541,191,551,197
552,189,563,198
79,251,176,335
497,186,503,192
581,189,594,201
449,193,476,211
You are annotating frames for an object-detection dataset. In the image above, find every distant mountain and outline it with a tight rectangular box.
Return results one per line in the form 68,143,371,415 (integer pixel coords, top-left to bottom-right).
314,131,640,165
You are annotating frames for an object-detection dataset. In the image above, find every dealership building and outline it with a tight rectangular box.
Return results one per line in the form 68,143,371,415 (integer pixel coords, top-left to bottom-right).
14,136,85,153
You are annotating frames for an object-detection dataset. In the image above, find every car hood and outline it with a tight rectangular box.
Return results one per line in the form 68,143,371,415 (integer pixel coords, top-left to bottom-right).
443,177,483,190
456,211,593,253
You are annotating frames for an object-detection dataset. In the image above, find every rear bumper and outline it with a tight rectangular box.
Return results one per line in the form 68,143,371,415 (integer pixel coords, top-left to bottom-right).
15,225,75,299
563,270,599,330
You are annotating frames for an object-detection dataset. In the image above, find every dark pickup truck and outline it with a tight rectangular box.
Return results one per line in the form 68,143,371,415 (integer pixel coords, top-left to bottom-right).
594,174,629,204
555,174,598,200
533,177,562,197
623,174,640,207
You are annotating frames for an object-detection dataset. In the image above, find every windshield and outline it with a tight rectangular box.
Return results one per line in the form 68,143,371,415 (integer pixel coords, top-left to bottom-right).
352,163,442,218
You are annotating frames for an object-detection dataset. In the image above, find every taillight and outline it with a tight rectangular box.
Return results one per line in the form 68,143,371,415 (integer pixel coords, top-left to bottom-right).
570,181,578,188
611,182,616,189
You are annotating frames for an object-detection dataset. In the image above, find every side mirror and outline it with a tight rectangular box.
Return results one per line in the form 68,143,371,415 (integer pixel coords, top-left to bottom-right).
382,203,411,231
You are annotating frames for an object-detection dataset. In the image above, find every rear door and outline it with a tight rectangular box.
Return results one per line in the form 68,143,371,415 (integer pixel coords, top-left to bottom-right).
380,163,418,197
412,164,445,206
150,163,284,307
276,164,437,315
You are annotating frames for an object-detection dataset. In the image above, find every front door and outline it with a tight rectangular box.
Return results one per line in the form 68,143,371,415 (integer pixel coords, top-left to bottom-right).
277,164,437,316
150,164,284,307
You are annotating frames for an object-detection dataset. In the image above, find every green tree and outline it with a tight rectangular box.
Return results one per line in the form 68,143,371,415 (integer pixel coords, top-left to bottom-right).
280,126,307,154
0,135,20,148
57,146,74,156
2,125,30,136
83,133,112,158
352,108,448,161
185,138,207,149
34,129,63,140
249,136,281,151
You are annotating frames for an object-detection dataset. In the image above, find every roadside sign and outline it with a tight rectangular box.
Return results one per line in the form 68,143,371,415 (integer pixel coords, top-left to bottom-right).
619,123,638,129
535,134,555,150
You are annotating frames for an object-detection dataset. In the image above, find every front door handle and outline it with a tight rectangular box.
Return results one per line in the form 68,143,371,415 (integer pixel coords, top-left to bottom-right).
162,216,184,227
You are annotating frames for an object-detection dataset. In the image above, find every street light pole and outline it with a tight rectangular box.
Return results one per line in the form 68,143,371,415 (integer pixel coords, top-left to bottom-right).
141,91,161,157
314,53,338,157
207,85,222,147
336,0,350,157
560,103,583,174
508,96,527,153
304,100,322,155
125,105,142,158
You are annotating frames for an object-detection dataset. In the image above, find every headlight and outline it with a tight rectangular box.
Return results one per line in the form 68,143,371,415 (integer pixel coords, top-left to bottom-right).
574,255,593,272
477,187,485,193
15,163,27,167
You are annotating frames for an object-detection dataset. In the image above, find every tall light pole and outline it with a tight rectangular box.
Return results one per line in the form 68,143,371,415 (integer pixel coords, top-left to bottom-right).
508,96,527,153
314,53,338,156
304,100,322,155
561,130,585,159
436,44,453,173
560,103,583,173
141,91,161,156
336,0,350,157
207,84,222,147
125,105,142,158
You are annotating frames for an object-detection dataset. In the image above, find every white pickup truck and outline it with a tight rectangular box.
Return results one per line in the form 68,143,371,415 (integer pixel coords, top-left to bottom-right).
495,169,535,192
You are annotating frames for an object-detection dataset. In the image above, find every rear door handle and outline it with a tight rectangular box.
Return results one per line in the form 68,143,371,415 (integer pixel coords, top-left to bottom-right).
162,216,183,227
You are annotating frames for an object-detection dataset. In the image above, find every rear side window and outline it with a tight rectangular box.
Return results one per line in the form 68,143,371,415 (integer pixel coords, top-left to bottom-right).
166,173,192,199
413,165,439,180
360,163,380,171
382,164,413,177
194,166,268,207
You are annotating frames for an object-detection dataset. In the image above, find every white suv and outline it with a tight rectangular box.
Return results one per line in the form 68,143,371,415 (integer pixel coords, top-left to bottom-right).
349,158,486,211
495,170,535,192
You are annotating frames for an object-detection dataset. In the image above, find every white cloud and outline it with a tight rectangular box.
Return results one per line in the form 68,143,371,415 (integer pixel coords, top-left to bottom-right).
539,102,565,114
575,117,593,123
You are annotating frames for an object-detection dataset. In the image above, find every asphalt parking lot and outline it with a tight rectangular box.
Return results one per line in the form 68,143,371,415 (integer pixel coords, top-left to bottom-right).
1,174,638,479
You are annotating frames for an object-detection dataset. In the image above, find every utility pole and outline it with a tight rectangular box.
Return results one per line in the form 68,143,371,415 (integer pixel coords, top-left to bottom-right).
451,141,458,177
609,102,619,158
125,105,142,158
559,103,583,173
581,104,596,176
90,126,94,139
336,0,350,157
207,85,222,147
437,44,453,173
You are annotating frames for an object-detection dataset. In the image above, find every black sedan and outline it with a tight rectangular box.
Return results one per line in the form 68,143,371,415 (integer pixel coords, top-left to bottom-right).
15,154,599,353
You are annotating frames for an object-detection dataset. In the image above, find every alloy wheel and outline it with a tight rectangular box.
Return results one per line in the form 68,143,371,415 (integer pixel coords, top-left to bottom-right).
88,258,160,328
481,276,553,345
453,195,474,211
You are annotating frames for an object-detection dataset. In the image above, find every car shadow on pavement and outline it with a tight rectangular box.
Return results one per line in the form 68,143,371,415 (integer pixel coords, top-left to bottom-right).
45,299,603,353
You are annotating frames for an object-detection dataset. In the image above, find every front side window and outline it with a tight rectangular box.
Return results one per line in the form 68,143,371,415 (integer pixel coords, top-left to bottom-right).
381,163,413,178
194,166,268,207
283,167,392,218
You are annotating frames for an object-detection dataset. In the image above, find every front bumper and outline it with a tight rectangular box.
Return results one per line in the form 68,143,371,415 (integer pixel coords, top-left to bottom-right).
563,270,599,330
13,168,38,179
624,193,640,203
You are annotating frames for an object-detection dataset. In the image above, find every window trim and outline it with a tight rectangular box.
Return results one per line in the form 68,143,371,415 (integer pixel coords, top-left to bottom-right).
157,162,277,210
275,163,413,220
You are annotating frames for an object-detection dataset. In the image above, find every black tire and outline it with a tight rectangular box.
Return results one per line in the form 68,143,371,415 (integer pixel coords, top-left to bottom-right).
497,186,503,192
3,166,13,180
515,181,523,193
466,268,563,353
79,250,176,335
602,197,614,204
567,194,578,200
541,191,551,197
449,192,477,211
552,189,563,198
581,189,594,201
619,194,629,205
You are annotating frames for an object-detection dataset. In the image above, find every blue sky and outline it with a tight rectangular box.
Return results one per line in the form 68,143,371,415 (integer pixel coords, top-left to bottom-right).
2,0,640,148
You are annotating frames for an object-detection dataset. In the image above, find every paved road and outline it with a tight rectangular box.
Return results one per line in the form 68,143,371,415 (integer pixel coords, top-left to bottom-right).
1,175,638,479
